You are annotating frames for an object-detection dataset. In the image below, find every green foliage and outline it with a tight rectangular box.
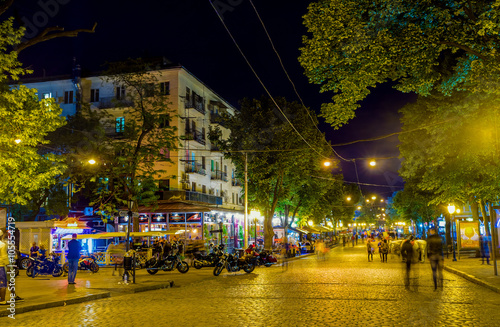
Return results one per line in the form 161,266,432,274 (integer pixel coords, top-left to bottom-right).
386,186,441,227
399,91,500,205
0,17,67,205
209,96,334,249
300,0,500,128
90,58,178,220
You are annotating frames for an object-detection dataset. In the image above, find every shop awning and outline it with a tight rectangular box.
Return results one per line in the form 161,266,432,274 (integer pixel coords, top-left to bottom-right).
287,226,308,234
315,225,332,232
137,201,211,213
62,231,189,240
301,226,321,234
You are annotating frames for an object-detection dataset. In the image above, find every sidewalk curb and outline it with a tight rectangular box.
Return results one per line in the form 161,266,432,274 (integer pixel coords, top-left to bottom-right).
98,280,175,293
444,266,500,294
0,292,111,317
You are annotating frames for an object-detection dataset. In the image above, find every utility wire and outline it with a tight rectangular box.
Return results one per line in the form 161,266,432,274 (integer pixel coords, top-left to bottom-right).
209,0,329,161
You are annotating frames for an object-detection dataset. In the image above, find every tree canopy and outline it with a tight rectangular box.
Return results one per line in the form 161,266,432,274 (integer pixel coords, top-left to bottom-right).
299,0,500,128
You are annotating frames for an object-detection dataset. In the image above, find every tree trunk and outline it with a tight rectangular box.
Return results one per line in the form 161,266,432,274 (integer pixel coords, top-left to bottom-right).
264,208,274,250
470,199,480,222
479,199,490,236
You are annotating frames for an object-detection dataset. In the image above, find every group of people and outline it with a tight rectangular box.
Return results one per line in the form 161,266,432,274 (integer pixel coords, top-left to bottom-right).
366,238,389,262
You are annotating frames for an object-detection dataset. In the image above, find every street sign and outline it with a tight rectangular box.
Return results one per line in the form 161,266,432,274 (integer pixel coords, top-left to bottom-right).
132,212,140,218
118,210,128,217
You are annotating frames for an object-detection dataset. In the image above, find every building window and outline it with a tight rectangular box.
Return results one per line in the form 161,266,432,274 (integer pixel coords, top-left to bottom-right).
158,115,170,129
42,92,52,99
201,157,206,170
159,179,170,191
144,83,155,97
159,148,170,160
186,87,191,104
160,82,170,95
116,86,126,100
115,117,125,133
202,185,206,194
64,91,73,104
232,193,235,204
211,160,214,171
90,89,100,102
192,182,197,192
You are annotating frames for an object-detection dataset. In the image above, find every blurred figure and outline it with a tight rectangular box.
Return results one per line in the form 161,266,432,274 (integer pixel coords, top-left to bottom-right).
479,235,490,265
381,239,389,263
427,229,444,290
401,236,414,289
367,239,374,262
30,242,39,258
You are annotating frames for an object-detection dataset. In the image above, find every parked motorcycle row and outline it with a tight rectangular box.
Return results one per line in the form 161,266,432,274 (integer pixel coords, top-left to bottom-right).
26,253,64,278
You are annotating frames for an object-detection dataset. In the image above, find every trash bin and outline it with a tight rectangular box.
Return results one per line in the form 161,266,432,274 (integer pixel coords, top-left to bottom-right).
123,256,132,270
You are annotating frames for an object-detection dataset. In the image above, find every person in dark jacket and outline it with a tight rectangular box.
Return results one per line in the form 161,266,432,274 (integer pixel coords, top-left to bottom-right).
67,234,82,285
401,236,414,289
427,229,444,290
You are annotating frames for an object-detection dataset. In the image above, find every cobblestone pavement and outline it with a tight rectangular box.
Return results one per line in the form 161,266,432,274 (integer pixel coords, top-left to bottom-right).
4,245,500,327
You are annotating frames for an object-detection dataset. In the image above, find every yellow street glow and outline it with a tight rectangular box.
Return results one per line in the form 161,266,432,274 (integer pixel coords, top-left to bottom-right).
369,160,376,167
88,159,96,165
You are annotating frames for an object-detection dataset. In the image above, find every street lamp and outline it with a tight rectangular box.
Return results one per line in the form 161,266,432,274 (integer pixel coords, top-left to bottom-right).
323,161,332,167
88,159,96,165
448,204,457,261
346,196,351,201
369,160,376,167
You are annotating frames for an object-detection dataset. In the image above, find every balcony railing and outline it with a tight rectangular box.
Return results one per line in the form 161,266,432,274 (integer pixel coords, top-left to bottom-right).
185,162,206,175
211,170,228,182
231,178,242,187
185,96,205,114
209,112,225,126
98,96,134,109
183,128,206,145
157,190,222,205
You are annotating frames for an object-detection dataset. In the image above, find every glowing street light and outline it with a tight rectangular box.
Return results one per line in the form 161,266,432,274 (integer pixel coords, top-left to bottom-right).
346,196,351,201
14,139,21,144
88,159,96,165
371,196,376,200
323,161,332,167
308,220,314,227
369,160,376,167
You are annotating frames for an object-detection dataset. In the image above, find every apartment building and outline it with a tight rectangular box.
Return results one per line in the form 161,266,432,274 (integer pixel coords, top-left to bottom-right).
20,64,245,246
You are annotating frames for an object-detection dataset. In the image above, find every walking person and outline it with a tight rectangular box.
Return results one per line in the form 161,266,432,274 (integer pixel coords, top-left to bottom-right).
479,235,490,265
67,234,82,285
401,236,414,289
381,239,389,262
427,229,444,290
367,239,374,262
351,234,355,247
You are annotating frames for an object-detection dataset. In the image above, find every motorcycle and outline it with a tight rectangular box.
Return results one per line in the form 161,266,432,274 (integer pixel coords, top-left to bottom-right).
193,244,222,269
213,251,254,276
26,253,64,278
255,250,278,267
145,252,189,274
63,254,99,273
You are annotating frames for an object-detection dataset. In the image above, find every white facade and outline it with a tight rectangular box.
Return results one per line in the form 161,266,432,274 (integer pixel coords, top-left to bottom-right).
20,66,244,212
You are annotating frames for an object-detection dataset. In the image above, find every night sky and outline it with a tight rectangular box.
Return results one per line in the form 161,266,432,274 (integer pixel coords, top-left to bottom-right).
11,0,414,197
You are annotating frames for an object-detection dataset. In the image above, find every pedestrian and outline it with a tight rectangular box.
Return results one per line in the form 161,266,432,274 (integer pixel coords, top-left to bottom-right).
381,239,389,262
401,236,414,289
377,239,383,261
367,239,374,262
479,235,490,265
67,234,82,285
351,234,355,247
0,228,8,305
427,229,444,290
38,244,47,260
30,242,39,258
342,236,346,247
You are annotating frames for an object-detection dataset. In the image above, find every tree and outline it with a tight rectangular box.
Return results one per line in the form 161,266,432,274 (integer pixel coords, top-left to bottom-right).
89,58,178,227
299,0,500,128
210,96,333,250
0,1,95,206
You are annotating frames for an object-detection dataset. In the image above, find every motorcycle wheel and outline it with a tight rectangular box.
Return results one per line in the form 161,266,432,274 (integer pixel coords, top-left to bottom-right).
146,267,158,275
90,262,99,273
20,257,30,270
193,261,203,269
177,261,189,273
62,263,69,273
243,263,255,273
213,265,224,276
264,263,272,267
52,266,64,277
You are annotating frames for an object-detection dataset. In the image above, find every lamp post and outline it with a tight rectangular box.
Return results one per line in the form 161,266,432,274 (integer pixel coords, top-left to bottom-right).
448,204,457,261
254,218,258,246
126,199,134,252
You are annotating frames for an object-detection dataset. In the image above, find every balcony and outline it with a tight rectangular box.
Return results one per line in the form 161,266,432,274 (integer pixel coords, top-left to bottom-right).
209,112,226,126
231,178,242,187
98,96,134,109
185,95,205,115
185,162,206,176
211,170,228,182
157,190,222,205
183,128,206,145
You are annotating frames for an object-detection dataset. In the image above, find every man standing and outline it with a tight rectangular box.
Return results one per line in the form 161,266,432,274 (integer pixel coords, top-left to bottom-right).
30,242,39,258
67,234,81,285
427,229,444,290
0,229,8,305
